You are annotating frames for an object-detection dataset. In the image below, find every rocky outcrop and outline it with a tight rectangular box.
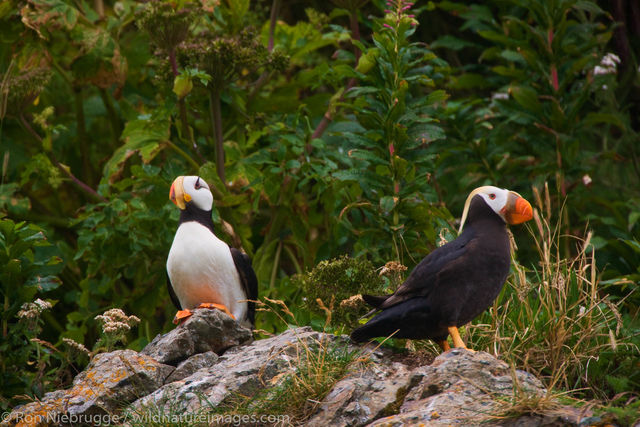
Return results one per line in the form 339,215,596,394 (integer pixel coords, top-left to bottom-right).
3,309,597,427
131,327,346,414
2,350,173,426
140,308,253,364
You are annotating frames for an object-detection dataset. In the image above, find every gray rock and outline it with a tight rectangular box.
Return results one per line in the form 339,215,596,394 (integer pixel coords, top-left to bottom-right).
306,360,415,427
140,308,253,365
1,327,594,427
130,327,348,415
3,350,174,426
165,351,219,383
368,348,556,426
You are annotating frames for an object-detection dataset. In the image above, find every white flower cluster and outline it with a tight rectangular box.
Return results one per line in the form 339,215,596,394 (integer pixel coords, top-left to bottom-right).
594,53,620,75
17,298,52,319
94,308,140,335
62,337,90,355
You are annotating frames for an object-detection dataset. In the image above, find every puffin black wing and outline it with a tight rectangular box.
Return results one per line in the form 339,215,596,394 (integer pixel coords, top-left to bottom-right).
230,248,258,325
364,232,475,310
351,297,448,342
167,273,182,310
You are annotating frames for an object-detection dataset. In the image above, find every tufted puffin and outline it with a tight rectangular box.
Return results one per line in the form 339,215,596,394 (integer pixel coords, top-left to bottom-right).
166,176,258,327
350,186,533,351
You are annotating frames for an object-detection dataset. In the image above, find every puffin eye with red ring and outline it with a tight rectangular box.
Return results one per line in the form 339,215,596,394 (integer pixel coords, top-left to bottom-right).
489,193,496,200
194,177,202,190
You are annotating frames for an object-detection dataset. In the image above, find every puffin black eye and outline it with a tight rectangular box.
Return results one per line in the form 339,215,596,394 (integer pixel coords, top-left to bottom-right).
489,193,496,200
194,177,202,189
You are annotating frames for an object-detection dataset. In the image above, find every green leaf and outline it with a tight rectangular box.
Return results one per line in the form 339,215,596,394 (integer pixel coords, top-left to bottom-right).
509,85,542,114
285,159,301,170
26,275,62,291
21,0,79,37
355,48,380,74
583,113,624,130
379,195,397,214
173,74,193,99
431,35,475,51
500,50,525,63
409,123,445,143
102,115,170,183
426,90,449,105
628,212,640,232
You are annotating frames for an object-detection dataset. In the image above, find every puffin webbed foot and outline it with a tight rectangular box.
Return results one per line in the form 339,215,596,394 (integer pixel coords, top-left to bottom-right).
447,326,476,352
197,302,236,319
173,303,236,325
173,309,193,325
437,340,451,352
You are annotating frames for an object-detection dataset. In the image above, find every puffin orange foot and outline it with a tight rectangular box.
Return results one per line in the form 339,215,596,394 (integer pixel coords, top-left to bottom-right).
173,309,193,325
447,326,476,352
437,340,451,352
197,302,236,320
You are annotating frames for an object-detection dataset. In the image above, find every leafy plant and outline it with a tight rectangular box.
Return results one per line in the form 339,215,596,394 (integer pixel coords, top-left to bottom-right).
334,0,452,263
292,255,386,331
0,218,62,408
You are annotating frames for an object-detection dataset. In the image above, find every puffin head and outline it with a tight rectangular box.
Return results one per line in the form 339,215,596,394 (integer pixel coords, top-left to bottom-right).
458,186,533,233
169,176,213,211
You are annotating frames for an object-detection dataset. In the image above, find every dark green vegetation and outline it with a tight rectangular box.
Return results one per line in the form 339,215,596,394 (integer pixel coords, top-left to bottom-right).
1,0,638,419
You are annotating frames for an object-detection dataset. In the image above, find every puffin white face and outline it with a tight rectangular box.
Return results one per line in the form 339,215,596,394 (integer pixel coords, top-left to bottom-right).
458,185,533,232
474,186,509,217
169,175,214,211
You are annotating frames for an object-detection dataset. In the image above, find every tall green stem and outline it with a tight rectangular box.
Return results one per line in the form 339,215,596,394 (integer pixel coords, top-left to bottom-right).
19,114,106,202
74,88,92,185
309,8,362,147
209,89,225,183
98,88,121,146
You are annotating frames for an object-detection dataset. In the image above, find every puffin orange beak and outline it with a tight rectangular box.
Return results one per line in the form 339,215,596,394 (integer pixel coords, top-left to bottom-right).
169,176,187,210
503,192,533,225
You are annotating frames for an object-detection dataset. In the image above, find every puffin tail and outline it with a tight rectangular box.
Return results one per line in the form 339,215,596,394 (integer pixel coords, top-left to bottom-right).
350,325,373,343
362,294,391,308
350,311,398,343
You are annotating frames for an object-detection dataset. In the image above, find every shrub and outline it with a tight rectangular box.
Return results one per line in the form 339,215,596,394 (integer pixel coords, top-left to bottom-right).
292,255,386,332
0,219,62,408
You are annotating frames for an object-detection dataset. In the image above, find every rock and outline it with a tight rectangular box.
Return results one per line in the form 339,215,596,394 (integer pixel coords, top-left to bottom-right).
306,360,415,427
368,348,550,426
140,308,253,365
130,327,347,415
1,326,594,427
3,350,173,426
165,351,219,383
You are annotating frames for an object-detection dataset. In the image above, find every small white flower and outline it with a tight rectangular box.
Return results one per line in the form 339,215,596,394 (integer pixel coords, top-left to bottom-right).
491,92,509,100
594,53,620,75
34,298,52,311
582,174,592,186
601,53,620,68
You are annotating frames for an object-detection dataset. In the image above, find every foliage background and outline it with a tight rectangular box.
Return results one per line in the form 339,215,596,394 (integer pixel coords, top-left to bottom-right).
0,0,638,415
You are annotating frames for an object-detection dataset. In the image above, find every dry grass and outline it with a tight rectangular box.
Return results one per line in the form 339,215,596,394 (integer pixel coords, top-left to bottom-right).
214,297,366,425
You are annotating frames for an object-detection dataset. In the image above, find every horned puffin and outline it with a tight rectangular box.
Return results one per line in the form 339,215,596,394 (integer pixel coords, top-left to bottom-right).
166,175,258,327
350,186,533,351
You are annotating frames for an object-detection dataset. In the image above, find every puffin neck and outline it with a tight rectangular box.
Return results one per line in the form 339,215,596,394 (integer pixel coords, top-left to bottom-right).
179,205,216,234
463,195,506,230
